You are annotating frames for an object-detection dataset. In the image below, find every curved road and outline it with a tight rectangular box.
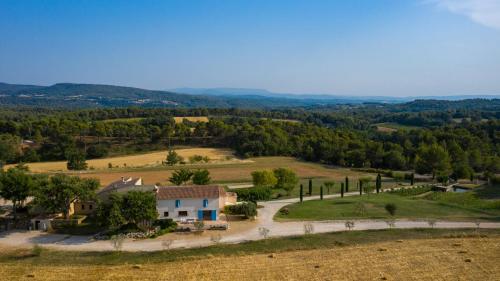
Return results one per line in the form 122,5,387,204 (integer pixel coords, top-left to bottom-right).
1,192,499,252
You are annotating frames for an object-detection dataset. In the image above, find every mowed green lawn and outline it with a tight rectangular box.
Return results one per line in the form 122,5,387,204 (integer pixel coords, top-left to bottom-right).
275,192,500,221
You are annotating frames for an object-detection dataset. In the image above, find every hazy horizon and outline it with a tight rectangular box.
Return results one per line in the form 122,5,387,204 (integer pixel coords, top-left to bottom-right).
1,0,500,97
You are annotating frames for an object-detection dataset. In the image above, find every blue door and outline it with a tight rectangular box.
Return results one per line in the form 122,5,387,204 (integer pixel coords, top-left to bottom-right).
198,210,203,220
211,210,217,221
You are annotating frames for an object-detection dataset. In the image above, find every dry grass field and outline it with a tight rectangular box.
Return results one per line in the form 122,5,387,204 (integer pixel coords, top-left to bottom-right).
173,116,209,123
7,148,235,173
1,237,498,280
76,156,372,186
376,126,398,133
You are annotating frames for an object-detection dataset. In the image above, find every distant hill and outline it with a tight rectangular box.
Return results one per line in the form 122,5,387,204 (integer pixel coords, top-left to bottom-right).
0,82,387,108
1,82,499,109
173,87,500,103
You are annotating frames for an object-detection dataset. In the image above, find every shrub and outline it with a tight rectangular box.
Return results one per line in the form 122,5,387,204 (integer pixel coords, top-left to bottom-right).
31,244,43,257
258,227,270,238
189,155,204,163
385,203,397,216
387,185,432,196
192,169,211,185
153,219,177,236
110,234,125,251
279,207,290,215
225,202,257,218
304,223,314,235
193,221,205,231
165,150,183,166
234,186,272,202
345,221,355,230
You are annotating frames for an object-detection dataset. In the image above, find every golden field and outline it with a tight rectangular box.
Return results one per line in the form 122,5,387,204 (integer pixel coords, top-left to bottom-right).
173,116,209,123
7,148,234,173
77,156,372,186
0,237,498,280
5,147,379,186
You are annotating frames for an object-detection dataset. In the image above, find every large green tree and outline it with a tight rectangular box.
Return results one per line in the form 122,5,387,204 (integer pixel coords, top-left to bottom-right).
251,170,278,187
66,150,88,170
415,144,452,179
121,191,158,224
96,193,125,229
165,150,183,166
34,174,99,219
0,168,33,220
273,168,298,195
169,168,193,185
192,169,211,185
0,134,20,166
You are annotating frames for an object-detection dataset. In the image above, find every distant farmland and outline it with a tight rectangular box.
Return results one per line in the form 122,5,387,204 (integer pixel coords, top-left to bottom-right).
173,116,209,123
6,148,235,173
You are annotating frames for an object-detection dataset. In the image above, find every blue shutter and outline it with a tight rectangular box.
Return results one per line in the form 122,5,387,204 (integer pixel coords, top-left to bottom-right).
211,210,217,221
198,210,203,220
203,199,208,208
175,200,180,208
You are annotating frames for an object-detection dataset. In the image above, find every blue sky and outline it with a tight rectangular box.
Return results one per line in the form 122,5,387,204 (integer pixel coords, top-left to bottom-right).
0,0,499,96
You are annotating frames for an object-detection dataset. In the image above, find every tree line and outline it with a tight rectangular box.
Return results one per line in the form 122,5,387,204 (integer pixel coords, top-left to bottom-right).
0,106,498,181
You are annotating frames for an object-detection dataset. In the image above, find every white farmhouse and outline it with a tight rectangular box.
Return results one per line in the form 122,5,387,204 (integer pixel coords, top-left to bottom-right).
156,185,236,222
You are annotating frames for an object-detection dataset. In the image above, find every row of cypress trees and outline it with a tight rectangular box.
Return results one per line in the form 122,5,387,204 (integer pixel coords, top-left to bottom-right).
299,174,391,203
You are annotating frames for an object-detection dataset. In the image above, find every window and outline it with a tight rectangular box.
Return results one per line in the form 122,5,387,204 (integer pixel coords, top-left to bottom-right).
81,204,85,210
163,211,169,217
178,211,188,217
175,200,181,208
203,199,208,208
89,204,93,210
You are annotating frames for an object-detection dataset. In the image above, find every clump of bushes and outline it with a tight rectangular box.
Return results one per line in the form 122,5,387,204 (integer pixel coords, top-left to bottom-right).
151,219,177,237
189,155,210,164
224,202,257,218
279,207,289,215
234,186,272,202
387,185,432,196
385,203,397,216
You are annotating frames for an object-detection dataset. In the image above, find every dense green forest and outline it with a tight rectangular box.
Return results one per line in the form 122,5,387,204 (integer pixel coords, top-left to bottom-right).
0,100,498,182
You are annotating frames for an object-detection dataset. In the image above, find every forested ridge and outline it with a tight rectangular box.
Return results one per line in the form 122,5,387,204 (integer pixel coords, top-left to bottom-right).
0,102,498,181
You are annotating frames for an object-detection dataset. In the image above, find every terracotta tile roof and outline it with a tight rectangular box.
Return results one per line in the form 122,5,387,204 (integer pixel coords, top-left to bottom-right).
156,185,224,200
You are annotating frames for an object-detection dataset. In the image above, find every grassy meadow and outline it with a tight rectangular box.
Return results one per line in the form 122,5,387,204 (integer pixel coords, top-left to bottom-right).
276,186,500,221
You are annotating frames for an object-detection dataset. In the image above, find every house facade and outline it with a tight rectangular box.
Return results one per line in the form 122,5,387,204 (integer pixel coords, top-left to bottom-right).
156,185,236,222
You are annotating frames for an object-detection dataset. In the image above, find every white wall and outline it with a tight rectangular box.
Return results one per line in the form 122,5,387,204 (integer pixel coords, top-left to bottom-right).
157,197,219,220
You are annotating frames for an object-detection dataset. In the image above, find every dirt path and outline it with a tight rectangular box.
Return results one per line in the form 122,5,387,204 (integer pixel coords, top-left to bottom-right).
1,192,500,252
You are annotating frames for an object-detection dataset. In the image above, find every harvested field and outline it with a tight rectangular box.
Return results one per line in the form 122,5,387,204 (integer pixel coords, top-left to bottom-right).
173,116,209,123
76,157,373,186
7,148,235,173
1,237,498,280
377,126,397,133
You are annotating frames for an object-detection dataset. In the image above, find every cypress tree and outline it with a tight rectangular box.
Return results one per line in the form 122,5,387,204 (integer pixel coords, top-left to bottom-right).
320,185,323,200
376,173,381,193
345,177,349,192
359,180,363,195
308,179,312,196
341,182,344,198
300,184,303,203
